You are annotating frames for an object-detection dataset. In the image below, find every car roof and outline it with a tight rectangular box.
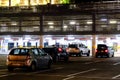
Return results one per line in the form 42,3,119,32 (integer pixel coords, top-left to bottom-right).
10,47,39,50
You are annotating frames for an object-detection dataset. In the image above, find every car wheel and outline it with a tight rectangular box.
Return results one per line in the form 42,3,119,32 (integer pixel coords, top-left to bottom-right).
107,54,110,58
87,53,90,56
47,60,52,69
30,63,36,71
64,57,69,62
87,51,90,56
8,67,14,72
112,53,114,57
80,51,83,56
95,55,98,58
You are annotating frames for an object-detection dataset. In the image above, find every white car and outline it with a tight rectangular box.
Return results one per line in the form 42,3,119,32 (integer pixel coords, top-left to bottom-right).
66,43,90,56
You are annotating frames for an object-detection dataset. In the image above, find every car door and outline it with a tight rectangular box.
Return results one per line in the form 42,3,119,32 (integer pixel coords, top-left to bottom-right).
38,49,49,66
32,48,44,68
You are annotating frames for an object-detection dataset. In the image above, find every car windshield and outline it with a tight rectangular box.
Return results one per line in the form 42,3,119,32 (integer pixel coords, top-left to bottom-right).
68,44,78,48
97,44,108,50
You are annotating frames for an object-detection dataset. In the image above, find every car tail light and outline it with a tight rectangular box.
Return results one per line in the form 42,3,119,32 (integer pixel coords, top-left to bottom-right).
105,49,108,53
58,48,63,53
66,48,69,52
95,49,98,52
26,55,32,65
7,55,10,61
26,55,32,60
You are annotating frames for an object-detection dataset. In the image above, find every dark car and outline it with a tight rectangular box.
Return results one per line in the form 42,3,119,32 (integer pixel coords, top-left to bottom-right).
6,47,53,71
95,44,114,58
42,46,69,62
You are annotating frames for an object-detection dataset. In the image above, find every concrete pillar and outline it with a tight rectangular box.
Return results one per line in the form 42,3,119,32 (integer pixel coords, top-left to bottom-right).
39,35,43,48
92,35,96,57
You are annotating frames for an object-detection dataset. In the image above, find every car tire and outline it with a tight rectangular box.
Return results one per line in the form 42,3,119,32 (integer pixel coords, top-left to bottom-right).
87,51,90,56
29,63,36,71
95,55,98,58
47,60,52,69
112,53,114,57
64,57,69,62
8,66,14,72
80,51,83,56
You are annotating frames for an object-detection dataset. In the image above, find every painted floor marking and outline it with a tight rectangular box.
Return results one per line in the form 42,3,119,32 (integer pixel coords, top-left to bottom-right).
113,62,120,65
112,74,120,79
67,68,96,77
63,76,75,80
62,68,96,80
85,60,107,64
0,73,16,78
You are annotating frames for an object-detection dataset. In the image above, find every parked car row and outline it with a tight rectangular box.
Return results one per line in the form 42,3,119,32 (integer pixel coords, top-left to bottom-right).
6,46,70,72
6,43,115,72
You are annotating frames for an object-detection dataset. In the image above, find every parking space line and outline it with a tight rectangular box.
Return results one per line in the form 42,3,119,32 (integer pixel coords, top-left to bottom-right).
67,68,96,77
0,73,16,78
63,76,75,80
113,62,120,65
112,74,120,79
85,59,107,64
28,67,64,74
62,69,96,80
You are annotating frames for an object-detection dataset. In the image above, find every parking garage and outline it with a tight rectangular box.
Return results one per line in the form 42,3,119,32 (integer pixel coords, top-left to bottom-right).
0,1,120,57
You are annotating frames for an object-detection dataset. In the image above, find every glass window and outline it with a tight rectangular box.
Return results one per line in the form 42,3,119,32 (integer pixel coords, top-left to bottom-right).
32,48,39,55
21,17,40,32
96,14,120,32
43,15,92,32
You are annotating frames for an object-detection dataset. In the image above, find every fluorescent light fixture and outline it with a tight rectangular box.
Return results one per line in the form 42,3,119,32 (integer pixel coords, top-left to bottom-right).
68,36,74,40
101,18,107,21
109,20,117,24
49,26,54,28
63,25,68,28
48,22,54,25
33,26,39,28
25,37,31,40
69,21,76,25
11,22,17,25
87,21,93,24
5,37,11,39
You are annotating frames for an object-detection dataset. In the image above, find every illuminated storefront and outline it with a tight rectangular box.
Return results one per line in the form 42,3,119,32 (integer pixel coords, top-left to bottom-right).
0,0,70,6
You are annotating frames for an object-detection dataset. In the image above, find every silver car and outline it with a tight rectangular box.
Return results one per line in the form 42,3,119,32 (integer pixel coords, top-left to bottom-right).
6,47,53,71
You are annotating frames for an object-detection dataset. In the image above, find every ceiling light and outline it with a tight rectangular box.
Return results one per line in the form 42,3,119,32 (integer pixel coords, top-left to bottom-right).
87,21,93,24
49,26,54,28
101,18,107,21
33,26,39,28
109,20,117,24
69,21,76,25
63,25,68,28
48,22,54,25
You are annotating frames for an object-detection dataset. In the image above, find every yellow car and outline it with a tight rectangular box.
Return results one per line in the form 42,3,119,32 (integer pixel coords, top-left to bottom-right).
6,47,53,71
